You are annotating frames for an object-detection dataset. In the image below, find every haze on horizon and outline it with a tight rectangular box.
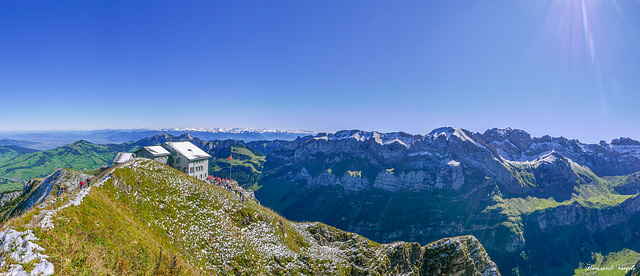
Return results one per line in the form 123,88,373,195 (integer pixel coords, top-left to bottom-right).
1,0,640,144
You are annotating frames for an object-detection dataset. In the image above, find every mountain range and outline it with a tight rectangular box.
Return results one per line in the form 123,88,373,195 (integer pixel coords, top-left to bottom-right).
0,128,316,150
253,127,640,275
1,126,639,275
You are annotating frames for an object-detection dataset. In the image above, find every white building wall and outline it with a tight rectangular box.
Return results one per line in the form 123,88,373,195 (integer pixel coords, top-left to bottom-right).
135,148,169,164
165,147,208,180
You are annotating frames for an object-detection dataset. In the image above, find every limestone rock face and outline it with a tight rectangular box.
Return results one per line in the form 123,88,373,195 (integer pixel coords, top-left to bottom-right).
421,235,500,276
0,191,21,208
435,160,465,190
307,224,500,276
373,170,398,191
526,195,640,237
255,127,640,275
480,129,640,177
1,168,90,221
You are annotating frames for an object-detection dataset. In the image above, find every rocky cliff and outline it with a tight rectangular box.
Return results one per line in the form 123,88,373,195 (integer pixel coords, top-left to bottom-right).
0,168,90,221
255,127,640,275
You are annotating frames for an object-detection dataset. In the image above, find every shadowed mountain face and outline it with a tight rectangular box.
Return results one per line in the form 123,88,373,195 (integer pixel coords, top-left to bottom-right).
254,127,640,275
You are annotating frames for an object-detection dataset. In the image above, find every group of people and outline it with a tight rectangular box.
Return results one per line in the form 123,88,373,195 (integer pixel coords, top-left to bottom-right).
206,176,247,202
79,178,91,189
207,176,234,189
58,178,93,196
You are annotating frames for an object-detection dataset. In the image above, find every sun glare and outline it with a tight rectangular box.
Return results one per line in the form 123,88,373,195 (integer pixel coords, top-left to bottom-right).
541,0,638,122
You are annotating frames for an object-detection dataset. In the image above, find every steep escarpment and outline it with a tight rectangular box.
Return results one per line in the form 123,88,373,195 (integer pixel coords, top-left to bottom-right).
255,127,640,274
0,159,500,275
481,128,640,176
0,168,90,222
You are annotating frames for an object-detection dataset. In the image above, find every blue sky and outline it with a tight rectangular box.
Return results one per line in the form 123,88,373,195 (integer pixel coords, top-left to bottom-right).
1,0,639,143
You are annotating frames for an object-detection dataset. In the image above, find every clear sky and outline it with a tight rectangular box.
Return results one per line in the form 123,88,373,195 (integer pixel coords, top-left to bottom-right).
1,0,639,143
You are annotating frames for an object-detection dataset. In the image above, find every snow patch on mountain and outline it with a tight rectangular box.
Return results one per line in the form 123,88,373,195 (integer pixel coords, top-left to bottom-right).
0,229,54,276
154,127,317,135
612,144,640,157
314,130,419,148
502,151,579,169
428,127,485,148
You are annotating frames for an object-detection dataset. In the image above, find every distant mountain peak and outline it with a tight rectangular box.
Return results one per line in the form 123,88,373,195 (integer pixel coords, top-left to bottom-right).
612,137,640,146
153,127,318,135
178,133,194,140
426,127,485,148
72,140,92,145
481,128,532,152
313,129,420,148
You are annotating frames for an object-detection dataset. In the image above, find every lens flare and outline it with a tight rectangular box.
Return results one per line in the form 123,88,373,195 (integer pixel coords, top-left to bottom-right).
539,0,639,122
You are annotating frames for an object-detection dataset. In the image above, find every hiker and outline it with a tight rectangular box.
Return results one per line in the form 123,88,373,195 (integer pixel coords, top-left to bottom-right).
80,181,84,189
87,178,91,187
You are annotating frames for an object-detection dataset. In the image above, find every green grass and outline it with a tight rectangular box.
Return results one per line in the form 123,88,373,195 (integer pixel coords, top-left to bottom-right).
574,249,640,276
209,145,266,189
0,145,39,165
0,141,126,191
5,184,196,275
486,162,636,219
0,182,23,194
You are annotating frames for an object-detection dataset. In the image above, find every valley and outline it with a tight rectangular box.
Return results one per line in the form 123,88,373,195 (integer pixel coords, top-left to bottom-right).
1,126,639,275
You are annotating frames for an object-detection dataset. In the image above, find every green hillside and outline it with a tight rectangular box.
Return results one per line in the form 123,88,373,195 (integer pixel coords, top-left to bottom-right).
0,145,41,193
209,144,266,189
0,135,268,194
0,145,39,165
0,140,126,192
0,159,499,275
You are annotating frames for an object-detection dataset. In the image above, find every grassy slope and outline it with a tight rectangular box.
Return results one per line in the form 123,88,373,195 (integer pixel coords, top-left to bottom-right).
209,145,266,189
4,179,197,275
0,145,39,165
0,141,126,193
486,164,636,221
2,159,487,275
0,146,41,193
573,249,640,276
0,135,267,194
483,164,640,275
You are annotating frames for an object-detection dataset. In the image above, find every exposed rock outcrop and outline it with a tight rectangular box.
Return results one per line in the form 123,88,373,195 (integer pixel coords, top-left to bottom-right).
0,168,89,221
422,235,500,276
0,191,21,208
